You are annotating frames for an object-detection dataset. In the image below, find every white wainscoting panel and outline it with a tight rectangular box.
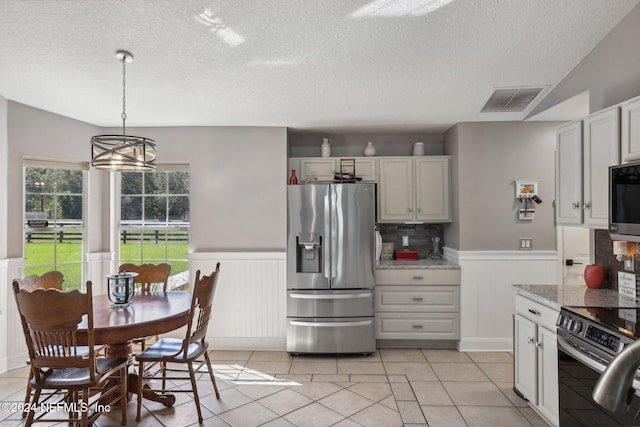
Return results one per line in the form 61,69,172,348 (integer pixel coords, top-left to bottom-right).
445,248,558,352
189,252,286,351
1,257,27,372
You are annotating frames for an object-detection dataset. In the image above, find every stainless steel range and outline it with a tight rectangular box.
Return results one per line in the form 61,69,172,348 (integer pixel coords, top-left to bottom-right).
286,183,376,354
557,306,640,426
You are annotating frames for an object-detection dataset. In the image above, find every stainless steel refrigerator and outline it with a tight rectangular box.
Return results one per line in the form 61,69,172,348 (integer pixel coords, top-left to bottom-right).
286,183,376,354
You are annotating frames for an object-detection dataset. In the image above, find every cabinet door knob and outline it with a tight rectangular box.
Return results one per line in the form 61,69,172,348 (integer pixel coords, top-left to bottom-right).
572,202,580,209
583,202,590,209
527,337,534,344
408,207,412,212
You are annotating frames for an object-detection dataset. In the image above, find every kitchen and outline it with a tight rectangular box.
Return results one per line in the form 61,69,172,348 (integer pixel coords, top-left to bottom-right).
2,1,640,426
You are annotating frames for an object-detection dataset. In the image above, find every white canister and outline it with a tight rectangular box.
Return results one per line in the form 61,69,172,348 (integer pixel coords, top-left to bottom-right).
413,142,425,156
321,138,331,157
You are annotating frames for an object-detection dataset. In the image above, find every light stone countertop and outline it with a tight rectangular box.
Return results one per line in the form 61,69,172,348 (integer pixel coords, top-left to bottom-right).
376,259,460,270
513,284,640,310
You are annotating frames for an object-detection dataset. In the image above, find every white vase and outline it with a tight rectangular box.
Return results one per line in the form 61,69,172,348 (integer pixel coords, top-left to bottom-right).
321,138,331,157
363,141,376,156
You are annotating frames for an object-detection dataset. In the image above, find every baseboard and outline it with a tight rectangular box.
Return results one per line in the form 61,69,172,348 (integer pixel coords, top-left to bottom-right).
210,337,287,351
457,338,513,352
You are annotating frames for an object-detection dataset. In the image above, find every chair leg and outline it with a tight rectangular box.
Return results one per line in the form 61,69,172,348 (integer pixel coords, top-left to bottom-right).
81,387,89,427
204,351,220,399
120,366,128,425
187,361,203,424
161,361,167,391
22,369,33,418
25,388,40,427
136,361,144,421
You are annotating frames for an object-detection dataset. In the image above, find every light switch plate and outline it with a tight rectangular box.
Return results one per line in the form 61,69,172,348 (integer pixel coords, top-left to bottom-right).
519,238,532,250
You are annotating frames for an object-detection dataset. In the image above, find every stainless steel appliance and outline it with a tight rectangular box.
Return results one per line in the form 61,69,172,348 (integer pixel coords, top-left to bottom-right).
557,307,640,425
287,183,376,354
609,161,640,242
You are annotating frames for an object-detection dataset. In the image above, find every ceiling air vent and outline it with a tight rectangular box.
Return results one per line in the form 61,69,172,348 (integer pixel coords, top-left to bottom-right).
481,87,545,113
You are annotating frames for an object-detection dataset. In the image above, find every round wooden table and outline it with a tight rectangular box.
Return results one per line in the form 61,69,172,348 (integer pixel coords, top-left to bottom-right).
79,291,192,407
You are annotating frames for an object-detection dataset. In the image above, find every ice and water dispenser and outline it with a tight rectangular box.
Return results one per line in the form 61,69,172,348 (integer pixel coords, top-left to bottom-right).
296,232,323,273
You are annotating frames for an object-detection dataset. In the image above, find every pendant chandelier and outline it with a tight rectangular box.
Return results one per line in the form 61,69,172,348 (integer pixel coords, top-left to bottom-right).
90,50,156,171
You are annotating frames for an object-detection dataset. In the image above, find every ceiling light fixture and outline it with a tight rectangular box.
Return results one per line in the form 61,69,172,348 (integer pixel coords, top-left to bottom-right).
90,50,156,172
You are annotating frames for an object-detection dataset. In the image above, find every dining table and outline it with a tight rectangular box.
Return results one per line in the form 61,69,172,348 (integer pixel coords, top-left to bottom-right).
78,291,192,407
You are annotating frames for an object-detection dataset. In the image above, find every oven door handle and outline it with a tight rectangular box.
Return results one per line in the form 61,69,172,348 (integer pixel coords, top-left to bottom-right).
557,335,608,374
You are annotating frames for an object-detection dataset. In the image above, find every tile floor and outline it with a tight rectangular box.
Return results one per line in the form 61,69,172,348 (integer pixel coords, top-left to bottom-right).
0,349,550,427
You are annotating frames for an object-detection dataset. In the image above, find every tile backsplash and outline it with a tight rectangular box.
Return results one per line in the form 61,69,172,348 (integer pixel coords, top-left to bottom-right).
594,229,640,291
376,223,444,259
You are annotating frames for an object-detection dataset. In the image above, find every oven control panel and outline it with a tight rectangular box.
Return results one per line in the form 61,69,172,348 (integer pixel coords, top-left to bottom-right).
558,309,633,356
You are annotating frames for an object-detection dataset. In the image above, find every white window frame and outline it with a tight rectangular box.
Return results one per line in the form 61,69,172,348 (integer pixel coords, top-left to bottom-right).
114,164,190,289
22,159,89,289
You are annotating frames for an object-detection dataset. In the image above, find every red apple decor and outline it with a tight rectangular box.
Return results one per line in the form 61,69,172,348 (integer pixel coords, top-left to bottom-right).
584,264,605,289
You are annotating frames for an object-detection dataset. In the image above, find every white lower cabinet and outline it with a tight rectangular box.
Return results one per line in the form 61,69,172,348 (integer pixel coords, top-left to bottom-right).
514,294,559,427
375,269,460,340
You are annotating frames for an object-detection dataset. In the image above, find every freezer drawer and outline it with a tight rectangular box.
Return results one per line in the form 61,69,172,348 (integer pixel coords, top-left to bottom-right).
287,317,375,354
287,290,374,318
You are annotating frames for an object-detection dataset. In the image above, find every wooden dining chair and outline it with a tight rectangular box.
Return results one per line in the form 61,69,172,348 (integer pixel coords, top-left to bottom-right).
118,262,171,292
136,262,221,424
14,271,64,418
118,262,172,350
13,281,129,427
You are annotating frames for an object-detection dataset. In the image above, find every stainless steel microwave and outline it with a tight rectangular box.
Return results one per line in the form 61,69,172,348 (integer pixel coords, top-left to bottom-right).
610,161,640,242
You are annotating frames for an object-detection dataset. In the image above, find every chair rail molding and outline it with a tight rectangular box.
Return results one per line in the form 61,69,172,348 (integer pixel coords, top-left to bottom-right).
188,251,287,351
444,248,558,352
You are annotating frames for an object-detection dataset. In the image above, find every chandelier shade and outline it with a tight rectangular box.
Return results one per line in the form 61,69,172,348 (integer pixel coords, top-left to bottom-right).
91,50,156,171
91,134,156,171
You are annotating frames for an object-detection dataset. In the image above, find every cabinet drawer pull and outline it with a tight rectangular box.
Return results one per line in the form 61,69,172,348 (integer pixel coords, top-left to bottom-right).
412,276,424,280
411,297,424,302
528,309,540,316
412,324,424,329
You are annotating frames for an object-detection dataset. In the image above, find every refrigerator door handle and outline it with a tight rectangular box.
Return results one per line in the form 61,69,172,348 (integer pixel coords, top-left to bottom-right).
290,320,373,327
289,292,372,299
331,189,338,279
323,193,331,279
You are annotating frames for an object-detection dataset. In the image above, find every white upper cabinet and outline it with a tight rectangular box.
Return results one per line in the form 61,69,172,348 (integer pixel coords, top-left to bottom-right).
415,157,451,222
295,158,377,183
555,121,583,225
378,156,450,223
621,96,640,163
582,106,620,228
378,158,414,221
555,107,620,228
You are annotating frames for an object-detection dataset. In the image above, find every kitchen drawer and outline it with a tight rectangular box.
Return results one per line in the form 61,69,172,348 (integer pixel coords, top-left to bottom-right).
375,268,460,285
376,313,460,340
376,285,460,312
287,317,375,354
287,290,374,318
515,294,559,331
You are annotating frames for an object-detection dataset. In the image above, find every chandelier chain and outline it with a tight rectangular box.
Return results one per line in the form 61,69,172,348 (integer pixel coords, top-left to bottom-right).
121,56,127,134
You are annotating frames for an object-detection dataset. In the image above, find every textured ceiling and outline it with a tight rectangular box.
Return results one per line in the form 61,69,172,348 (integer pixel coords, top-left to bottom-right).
0,0,637,132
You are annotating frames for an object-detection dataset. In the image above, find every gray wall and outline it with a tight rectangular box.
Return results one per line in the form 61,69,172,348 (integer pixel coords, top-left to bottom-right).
289,132,443,157
529,3,640,117
444,121,560,251
5,103,288,260
118,126,288,252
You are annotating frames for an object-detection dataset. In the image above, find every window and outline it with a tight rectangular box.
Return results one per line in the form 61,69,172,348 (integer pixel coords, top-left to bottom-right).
119,169,190,290
24,166,85,290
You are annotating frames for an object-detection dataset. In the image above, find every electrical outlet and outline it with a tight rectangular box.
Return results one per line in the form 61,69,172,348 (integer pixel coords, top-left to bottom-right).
402,235,409,247
519,238,532,250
